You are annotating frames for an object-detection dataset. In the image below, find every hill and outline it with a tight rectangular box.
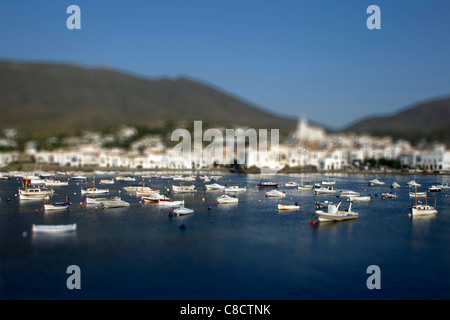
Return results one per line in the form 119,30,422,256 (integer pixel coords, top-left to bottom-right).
344,97,450,146
0,61,297,139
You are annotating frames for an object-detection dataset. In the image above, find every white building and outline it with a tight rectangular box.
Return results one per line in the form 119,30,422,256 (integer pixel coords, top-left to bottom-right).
418,145,450,171
294,116,326,144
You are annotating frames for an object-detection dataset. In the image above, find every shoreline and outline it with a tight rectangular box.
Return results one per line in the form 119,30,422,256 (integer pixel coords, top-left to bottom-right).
2,163,449,176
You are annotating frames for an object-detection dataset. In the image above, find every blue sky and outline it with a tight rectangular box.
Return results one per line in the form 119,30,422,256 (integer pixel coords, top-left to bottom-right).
1,0,449,129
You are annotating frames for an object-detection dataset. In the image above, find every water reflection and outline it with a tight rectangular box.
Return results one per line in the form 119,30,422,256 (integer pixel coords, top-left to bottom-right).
31,231,77,247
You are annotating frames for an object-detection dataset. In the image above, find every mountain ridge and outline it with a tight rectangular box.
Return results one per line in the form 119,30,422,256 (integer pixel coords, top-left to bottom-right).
0,60,297,139
344,96,450,146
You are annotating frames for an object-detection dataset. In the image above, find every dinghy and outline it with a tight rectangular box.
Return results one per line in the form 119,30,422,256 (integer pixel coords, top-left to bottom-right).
313,201,358,222
32,224,77,233
173,207,194,216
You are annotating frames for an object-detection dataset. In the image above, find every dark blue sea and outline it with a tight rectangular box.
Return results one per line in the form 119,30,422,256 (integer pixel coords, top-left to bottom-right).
1,173,449,300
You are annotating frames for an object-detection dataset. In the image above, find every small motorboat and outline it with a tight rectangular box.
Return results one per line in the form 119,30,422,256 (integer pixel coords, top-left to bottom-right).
313,201,358,222
172,185,197,193
368,179,385,186
44,179,69,187
285,181,298,187
101,199,130,208
406,180,421,188
224,186,247,192
437,182,450,190
265,190,286,198
381,192,397,199
99,179,115,185
313,186,336,195
158,200,185,207
44,202,71,211
141,193,170,202
86,196,120,205
409,191,427,198
347,195,371,202
427,185,441,192
278,202,300,211
32,223,77,233
339,190,360,198
71,175,87,180
216,194,239,204
205,183,225,190
391,182,401,189
258,181,279,188
123,186,154,192
297,184,314,190
81,188,109,195
173,207,194,216
315,200,337,209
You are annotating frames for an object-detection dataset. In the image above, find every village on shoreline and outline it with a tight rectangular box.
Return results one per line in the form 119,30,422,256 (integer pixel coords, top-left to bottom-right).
1,117,449,176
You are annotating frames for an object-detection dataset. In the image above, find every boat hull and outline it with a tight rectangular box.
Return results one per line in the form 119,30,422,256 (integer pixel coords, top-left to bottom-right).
44,203,71,211
278,204,300,210
32,224,77,233
314,211,359,222
412,206,437,216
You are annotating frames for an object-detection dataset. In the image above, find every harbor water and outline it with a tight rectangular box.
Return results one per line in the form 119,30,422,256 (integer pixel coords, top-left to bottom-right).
0,173,449,299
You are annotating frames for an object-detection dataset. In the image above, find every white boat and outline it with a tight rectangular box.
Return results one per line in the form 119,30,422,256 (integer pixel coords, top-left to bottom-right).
391,182,401,189
116,176,136,182
81,187,109,195
368,179,385,186
172,185,196,193
123,186,154,192
285,181,298,187
22,176,46,185
224,186,247,192
100,179,115,185
321,179,336,186
32,223,77,233
381,192,397,199
297,184,314,190
183,176,196,181
141,193,170,202
314,201,358,222
315,200,337,208
0,173,10,180
278,203,300,210
158,200,185,207
313,186,336,195
86,196,120,205
44,179,69,187
135,189,159,196
339,190,360,198
258,181,279,188
216,194,239,204
101,199,130,208
347,195,371,202
173,207,194,216
412,204,438,216
437,182,450,190
428,185,441,192
44,202,71,211
265,190,286,198
409,191,427,198
406,180,421,187
205,183,225,190
19,187,52,200
72,175,87,180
